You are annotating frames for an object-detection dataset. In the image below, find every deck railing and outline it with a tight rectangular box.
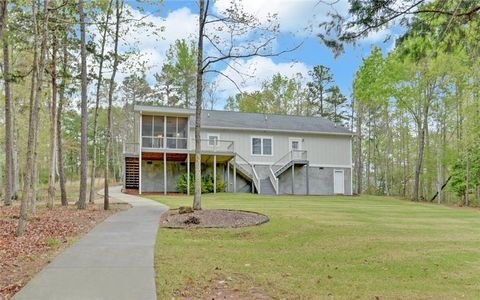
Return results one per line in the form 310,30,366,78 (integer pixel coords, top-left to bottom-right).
125,138,235,154
270,150,307,174
268,150,308,194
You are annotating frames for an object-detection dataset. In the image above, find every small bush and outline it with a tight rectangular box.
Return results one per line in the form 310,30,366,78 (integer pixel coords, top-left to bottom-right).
178,206,193,214
176,173,226,194
46,238,60,247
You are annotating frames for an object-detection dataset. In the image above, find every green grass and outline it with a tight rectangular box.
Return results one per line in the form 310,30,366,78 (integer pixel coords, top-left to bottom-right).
149,193,480,299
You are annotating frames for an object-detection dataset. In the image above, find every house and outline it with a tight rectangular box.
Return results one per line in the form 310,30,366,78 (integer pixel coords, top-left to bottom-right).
123,105,354,195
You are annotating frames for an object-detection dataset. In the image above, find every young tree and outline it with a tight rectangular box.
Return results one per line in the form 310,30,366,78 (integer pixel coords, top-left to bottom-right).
57,33,68,206
18,0,50,236
77,0,88,209
1,0,13,206
104,0,122,210
89,0,114,204
306,65,334,117
324,86,349,124
47,31,58,208
158,39,197,108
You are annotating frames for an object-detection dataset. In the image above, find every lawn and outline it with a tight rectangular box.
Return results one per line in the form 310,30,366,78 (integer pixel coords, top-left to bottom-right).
149,193,480,299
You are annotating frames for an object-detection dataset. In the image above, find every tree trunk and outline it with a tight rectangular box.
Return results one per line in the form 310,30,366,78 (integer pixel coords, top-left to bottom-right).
413,99,430,201
1,0,13,206
47,33,58,208
89,0,114,204
77,0,88,209
12,102,19,199
104,0,122,211
18,0,49,236
193,0,206,210
57,34,68,206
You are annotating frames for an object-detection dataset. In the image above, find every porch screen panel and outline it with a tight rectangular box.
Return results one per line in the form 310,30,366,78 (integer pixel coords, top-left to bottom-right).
166,117,177,148
153,116,164,148
177,118,187,149
142,115,153,148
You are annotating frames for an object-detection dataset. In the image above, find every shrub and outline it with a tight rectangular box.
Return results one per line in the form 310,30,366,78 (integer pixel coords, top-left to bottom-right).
178,206,193,214
176,173,226,194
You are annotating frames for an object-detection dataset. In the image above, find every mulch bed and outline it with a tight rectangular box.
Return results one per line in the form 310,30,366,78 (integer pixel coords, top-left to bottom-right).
160,209,269,228
0,202,129,300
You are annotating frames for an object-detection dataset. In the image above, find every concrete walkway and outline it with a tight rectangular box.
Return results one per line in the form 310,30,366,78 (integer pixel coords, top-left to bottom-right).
14,186,168,300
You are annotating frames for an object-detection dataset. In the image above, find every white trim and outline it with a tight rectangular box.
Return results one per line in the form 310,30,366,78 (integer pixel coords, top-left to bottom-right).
202,125,354,136
333,169,345,195
288,137,303,151
248,162,352,168
309,163,353,168
250,136,274,156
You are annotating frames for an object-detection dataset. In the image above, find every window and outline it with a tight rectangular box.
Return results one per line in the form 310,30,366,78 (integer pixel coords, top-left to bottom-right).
208,134,219,146
291,141,299,150
141,115,187,149
251,137,273,156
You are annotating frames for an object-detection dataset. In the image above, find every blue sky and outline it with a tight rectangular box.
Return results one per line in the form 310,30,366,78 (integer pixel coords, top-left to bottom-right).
123,0,401,108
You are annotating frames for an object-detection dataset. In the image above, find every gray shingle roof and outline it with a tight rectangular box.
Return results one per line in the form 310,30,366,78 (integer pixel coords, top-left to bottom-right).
134,105,352,135
192,110,353,135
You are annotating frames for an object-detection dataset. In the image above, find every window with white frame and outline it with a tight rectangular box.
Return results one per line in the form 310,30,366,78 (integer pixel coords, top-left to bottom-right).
251,137,273,155
207,134,219,146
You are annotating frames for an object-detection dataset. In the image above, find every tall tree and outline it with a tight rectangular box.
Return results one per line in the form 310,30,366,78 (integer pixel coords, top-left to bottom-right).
89,0,114,204
158,39,197,108
306,65,334,117
47,30,58,208
77,0,88,209
1,0,13,206
104,0,122,210
18,0,50,236
57,32,68,206
193,0,297,209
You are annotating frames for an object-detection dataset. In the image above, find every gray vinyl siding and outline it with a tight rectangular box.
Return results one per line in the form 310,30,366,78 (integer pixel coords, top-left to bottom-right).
195,128,352,167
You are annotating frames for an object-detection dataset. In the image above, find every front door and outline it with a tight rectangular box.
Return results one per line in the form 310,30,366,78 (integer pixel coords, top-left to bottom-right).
289,138,302,151
334,169,345,194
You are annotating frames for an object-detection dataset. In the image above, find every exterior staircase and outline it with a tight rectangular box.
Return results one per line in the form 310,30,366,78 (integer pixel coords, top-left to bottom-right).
259,178,276,195
233,154,261,193
124,157,139,189
267,150,308,195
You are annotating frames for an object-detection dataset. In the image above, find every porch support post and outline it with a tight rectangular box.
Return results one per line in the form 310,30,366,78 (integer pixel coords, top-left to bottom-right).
306,163,310,195
233,157,237,193
291,164,295,195
139,112,142,194
213,155,217,194
227,161,230,192
187,154,190,195
163,152,167,195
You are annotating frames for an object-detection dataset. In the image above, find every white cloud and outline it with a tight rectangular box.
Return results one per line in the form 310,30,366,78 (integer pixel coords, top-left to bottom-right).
213,56,310,98
213,0,349,36
113,6,198,83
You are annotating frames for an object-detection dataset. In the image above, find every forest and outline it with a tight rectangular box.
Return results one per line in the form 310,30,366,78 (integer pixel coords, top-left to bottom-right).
1,0,479,237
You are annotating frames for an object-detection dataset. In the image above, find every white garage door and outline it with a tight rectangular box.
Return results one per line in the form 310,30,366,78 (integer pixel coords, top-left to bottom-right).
334,170,345,194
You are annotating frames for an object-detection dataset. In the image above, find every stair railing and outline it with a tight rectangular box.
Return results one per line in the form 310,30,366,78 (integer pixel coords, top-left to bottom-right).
270,151,293,174
234,153,261,193
268,166,279,195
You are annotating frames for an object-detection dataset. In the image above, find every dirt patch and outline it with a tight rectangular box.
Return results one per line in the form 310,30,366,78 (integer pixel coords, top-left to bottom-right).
175,273,274,300
160,209,269,228
0,202,129,300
